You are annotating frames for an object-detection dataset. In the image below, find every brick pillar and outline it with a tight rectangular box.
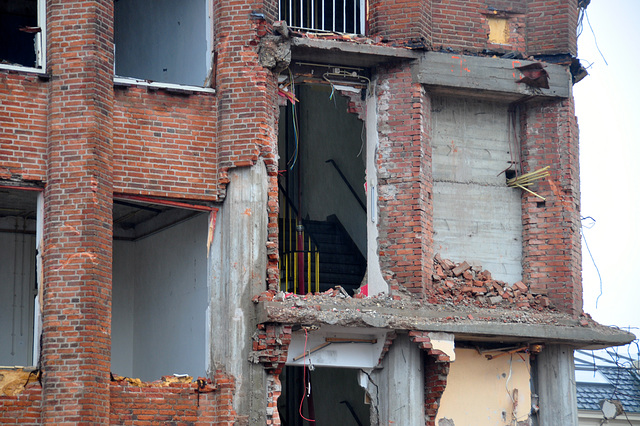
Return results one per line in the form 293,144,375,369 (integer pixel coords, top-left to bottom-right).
42,0,114,423
521,98,582,316
527,0,578,55
376,63,433,298
369,0,432,44
214,0,280,289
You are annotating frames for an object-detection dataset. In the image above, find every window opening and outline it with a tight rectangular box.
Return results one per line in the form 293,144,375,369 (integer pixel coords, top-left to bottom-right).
111,196,212,380
0,186,41,367
279,366,371,425
279,0,366,35
278,82,367,295
0,0,46,70
114,0,213,87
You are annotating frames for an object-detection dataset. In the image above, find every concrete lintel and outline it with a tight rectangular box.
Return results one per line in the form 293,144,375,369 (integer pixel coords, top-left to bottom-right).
291,37,420,68
413,51,571,99
255,301,635,349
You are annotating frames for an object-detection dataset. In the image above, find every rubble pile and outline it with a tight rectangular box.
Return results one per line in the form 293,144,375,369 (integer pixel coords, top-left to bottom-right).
430,254,554,311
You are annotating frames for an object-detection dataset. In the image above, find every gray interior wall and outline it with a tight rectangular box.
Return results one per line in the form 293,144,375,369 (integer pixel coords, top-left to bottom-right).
114,0,210,86
111,214,208,381
308,368,371,425
299,85,367,255
431,96,523,283
111,240,134,377
0,223,36,366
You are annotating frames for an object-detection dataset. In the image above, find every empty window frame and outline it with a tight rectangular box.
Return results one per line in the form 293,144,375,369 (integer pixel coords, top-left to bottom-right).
0,187,43,367
0,0,46,70
114,0,213,87
111,196,212,381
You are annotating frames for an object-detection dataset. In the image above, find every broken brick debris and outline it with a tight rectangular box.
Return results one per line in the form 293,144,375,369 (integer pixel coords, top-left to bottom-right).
429,255,555,312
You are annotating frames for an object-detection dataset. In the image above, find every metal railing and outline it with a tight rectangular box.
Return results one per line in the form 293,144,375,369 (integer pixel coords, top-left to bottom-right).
278,183,320,294
279,0,366,35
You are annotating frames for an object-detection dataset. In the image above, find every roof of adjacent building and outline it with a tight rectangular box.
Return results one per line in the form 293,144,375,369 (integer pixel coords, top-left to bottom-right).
575,349,640,413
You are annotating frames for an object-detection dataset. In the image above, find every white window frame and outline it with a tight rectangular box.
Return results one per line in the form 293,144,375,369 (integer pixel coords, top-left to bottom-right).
0,0,47,74
113,0,215,92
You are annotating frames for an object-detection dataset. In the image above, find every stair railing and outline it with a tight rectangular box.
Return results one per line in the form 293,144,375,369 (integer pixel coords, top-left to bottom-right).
278,182,320,294
325,159,366,212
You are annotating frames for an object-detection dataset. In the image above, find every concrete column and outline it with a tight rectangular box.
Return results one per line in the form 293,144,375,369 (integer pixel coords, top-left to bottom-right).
42,0,114,423
534,344,578,426
371,333,425,425
210,160,269,424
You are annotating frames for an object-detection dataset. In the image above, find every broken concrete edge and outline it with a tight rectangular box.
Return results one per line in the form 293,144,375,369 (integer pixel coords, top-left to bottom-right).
290,37,421,68
254,301,635,350
413,51,572,99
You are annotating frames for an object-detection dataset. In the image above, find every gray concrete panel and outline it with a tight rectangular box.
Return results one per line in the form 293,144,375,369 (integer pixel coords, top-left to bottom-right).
432,96,522,283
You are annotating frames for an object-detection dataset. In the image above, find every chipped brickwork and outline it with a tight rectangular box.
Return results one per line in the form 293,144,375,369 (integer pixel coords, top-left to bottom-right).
215,0,281,290
408,331,451,426
376,63,433,299
249,324,292,373
521,98,582,316
109,372,236,425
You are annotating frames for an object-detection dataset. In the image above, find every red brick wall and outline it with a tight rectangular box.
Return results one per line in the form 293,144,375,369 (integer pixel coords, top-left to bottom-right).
431,0,488,51
527,0,578,56
0,386,42,425
41,0,114,423
109,373,236,425
521,98,582,316
0,72,47,182
215,0,281,290
369,0,432,44
376,64,433,298
112,88,219,201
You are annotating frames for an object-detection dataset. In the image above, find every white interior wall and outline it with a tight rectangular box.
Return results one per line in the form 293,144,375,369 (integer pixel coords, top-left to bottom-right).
431,96,523,283
300,85,367,255
114,0,210,86
111,213,208,381
0,222,36,366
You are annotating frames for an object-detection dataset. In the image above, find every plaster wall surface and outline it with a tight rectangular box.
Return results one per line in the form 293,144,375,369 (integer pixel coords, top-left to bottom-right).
114,0,210,86
437,348,531,425
210,161,268,422
0,225,35,366
372,334,425,425
432,96,523,283
299,85,367,255
366,86,387,295
111,214,208,381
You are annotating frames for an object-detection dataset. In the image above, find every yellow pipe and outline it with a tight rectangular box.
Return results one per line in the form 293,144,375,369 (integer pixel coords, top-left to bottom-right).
293,246,297,293
315,251,320,292
308,235,311,294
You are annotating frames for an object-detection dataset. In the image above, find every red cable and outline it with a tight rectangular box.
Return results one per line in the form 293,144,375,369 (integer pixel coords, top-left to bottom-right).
298,328,316,423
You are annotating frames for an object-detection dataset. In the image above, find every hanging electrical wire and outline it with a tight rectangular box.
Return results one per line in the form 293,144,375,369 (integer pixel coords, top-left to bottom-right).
298,328,316,423
285,68,299,171
581,216,603,308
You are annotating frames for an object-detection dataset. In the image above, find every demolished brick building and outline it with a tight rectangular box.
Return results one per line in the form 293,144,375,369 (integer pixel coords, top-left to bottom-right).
0,0,634,425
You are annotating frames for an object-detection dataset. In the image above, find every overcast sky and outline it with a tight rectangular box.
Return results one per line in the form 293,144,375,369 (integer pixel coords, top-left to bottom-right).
573,0,639,356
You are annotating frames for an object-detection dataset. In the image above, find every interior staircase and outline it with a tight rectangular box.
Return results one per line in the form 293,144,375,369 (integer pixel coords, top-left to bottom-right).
279,215,366,295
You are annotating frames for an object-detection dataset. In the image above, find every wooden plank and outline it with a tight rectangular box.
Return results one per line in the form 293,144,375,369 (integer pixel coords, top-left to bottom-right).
413,52,571,99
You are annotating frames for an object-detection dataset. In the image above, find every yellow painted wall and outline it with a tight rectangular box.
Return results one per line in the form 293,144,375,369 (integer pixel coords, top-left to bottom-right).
488,17,510,44
437,348,532,425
